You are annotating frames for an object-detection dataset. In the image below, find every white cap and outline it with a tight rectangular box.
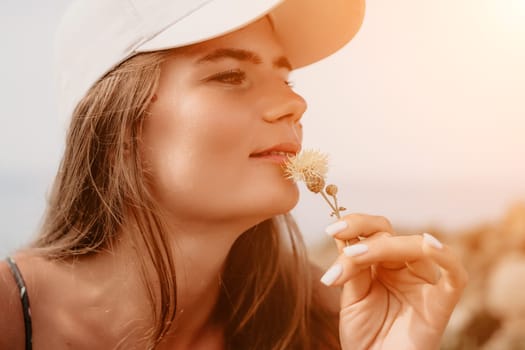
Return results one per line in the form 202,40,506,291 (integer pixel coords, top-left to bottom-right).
55,0,365,121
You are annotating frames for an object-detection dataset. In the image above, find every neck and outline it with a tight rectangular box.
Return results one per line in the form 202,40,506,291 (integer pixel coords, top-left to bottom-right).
170,220,240,330
113,214,262,348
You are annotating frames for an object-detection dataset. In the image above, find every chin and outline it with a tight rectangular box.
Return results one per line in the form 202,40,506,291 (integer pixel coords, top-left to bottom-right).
282,185,300,211
261,182,300,217
218,178,300,224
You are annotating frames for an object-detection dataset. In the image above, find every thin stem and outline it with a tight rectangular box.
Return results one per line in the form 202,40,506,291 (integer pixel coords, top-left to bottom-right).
320,191,340,219
322,190,350,246
333,195,341,217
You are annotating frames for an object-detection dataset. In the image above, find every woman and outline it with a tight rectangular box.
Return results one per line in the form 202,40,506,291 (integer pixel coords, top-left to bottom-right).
0,0,467,349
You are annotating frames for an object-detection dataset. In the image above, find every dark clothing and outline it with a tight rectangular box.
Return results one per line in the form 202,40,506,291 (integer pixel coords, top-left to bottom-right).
6,256,32,350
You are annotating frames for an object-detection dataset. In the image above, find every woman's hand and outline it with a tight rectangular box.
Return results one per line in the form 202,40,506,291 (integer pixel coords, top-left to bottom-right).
320,214,468,350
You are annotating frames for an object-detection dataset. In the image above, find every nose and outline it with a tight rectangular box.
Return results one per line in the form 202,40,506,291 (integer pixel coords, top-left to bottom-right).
262,85,307,124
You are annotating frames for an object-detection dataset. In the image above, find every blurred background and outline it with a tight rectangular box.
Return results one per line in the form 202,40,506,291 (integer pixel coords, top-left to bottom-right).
1,1,524,348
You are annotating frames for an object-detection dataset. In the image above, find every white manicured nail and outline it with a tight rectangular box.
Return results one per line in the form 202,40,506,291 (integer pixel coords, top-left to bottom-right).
343,243,368,257
423,233,443,249
320,264,343,286
325,221,348,236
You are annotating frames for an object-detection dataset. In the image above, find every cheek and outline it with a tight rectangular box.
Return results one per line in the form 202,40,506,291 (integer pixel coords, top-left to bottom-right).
175,92,252,163
146,90,249,158
141,91,255,206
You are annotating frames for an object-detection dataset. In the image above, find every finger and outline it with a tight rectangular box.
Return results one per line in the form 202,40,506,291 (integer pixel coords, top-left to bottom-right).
405,259,441,285
321,232,392,286
324,213,394,242
342,232,465,291
319,255,371,307
343,234,443,285
421,233,468,293
343,233,440,284
343,234,426,266
320,232,391,305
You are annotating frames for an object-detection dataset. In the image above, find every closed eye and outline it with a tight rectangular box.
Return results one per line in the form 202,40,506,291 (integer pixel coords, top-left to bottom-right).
204,69,246,85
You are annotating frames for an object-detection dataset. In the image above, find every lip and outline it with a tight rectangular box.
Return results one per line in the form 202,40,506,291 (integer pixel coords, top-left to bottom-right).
249,142,301,164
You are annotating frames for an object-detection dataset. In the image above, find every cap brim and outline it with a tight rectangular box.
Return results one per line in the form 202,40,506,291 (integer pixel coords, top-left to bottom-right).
136,0,365,69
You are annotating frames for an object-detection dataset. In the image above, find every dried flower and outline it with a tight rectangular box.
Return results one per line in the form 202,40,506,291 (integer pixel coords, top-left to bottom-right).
284,149,346,218
285,149,350,245
283,149,329,188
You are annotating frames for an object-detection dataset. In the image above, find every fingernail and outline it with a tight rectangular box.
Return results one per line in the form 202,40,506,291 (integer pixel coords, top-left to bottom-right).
423,232,443,249
320,264,343,286
325,221,347,236
343,243,368,257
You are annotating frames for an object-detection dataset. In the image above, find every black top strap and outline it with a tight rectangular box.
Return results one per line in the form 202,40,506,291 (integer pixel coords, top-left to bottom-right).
6,256,33,350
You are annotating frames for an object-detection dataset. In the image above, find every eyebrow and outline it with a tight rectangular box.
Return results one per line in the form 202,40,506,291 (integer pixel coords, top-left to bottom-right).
196,48,293,71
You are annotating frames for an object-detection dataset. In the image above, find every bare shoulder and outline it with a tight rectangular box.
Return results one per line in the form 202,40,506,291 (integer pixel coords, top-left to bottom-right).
0,252,69,349
0,250,151,349
0,257,26,349
310,262,340,314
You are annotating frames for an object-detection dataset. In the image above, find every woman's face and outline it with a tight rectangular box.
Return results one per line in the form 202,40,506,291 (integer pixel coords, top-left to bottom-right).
142,18,307,225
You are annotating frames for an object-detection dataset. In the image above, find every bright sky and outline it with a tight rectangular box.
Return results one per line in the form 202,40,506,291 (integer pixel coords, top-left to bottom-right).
1,0,524,252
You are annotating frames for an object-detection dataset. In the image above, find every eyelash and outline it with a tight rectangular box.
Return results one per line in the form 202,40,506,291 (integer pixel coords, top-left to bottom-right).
206,69,246,85
205,69,295,88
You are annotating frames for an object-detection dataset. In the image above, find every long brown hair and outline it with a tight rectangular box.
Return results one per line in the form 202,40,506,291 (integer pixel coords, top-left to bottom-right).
34,50,339,349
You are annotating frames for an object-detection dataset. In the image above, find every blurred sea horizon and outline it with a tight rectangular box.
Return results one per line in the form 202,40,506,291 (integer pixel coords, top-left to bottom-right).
2,168,524,256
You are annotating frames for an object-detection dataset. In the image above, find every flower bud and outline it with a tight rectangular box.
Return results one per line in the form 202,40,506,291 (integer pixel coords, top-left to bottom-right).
325,184,338,196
